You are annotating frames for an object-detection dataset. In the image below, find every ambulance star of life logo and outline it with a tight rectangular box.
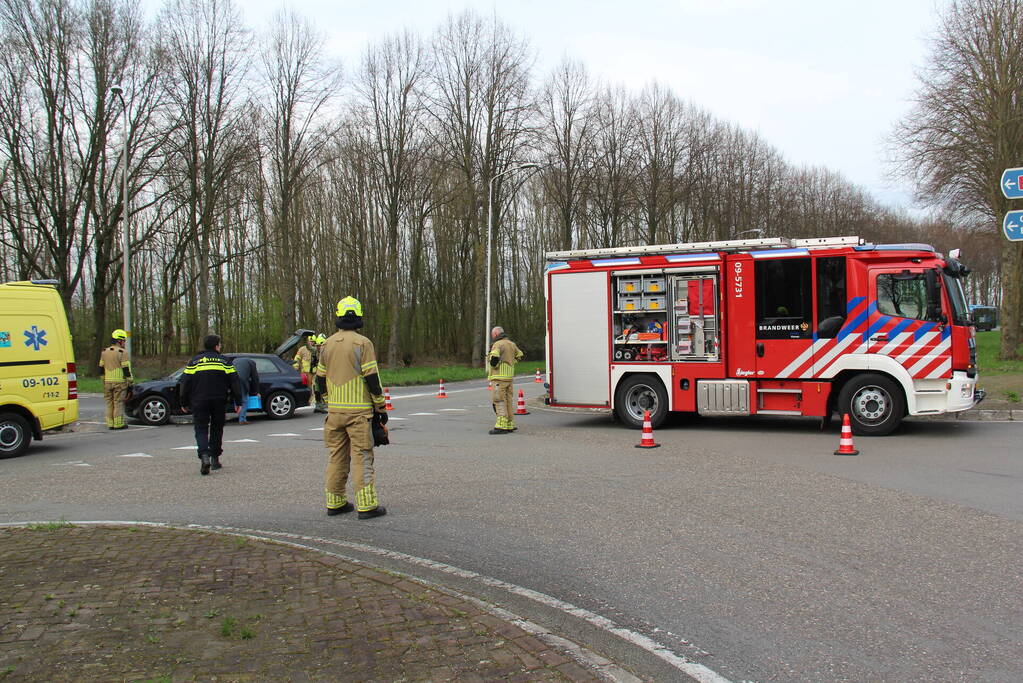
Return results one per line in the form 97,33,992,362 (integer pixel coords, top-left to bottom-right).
23,325,47,351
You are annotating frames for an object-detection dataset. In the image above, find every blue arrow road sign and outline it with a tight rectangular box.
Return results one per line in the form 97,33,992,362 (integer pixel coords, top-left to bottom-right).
1001,167,1023,199
1004,210,1023,241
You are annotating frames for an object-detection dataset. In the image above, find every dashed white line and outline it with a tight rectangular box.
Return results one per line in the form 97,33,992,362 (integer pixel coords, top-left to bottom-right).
409,412,438,416
439,408,467,412
172,446,198,450
225,439,259,443
117,453,153,458
268,433,300,437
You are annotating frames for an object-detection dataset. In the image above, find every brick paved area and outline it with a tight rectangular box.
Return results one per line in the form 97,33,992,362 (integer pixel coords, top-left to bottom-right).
0,525,607,682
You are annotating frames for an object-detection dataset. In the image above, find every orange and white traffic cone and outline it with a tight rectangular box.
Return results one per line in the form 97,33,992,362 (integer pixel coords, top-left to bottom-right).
384,388,393,411
534,368,542,383
834,413,859,456
437,378,447,398
515,389,529,415
635,410,660,449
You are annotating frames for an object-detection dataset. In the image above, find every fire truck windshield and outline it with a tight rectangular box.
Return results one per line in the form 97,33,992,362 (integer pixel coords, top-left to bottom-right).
943,273,969,325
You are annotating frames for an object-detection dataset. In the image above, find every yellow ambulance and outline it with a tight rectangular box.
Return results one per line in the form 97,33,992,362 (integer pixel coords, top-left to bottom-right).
0,280,79,457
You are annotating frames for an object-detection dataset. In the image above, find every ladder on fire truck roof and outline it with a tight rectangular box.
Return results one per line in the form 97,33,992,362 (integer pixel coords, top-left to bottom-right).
545,235,862,261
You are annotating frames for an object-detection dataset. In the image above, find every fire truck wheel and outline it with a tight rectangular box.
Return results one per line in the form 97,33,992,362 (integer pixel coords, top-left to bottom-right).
836,373,905,436
614,374,668,429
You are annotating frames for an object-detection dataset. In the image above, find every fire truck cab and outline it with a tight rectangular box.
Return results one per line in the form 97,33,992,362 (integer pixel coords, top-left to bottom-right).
544,236,984,435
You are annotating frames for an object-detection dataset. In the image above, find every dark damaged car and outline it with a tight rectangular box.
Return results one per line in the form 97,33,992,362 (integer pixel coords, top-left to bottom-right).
124,331,315,426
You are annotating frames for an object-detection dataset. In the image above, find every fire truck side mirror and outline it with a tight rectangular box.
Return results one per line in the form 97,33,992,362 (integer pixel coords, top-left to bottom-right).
925,269,944,323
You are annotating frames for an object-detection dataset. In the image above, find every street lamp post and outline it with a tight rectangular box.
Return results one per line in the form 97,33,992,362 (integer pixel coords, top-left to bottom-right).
484,162,538,361
110,85,131,358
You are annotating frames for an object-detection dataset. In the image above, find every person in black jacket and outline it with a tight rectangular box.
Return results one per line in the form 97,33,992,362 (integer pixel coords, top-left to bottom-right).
231,356,261,424
178,334,242,475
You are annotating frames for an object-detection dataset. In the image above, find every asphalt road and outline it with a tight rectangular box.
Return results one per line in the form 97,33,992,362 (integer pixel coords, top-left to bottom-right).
3,379,1022,682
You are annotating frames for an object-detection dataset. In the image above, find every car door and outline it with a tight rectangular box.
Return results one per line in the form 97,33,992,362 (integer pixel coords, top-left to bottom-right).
868,267,950,379
752,254,815,378
251,357,284,399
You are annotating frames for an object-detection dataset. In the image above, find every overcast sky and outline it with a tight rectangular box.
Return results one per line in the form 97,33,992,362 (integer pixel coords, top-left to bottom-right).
172,0,947,214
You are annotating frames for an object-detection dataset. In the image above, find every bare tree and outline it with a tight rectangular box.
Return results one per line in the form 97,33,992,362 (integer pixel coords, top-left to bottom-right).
0,0,109,313
161,0,252,338
428,10,534,364
893,0,1023,359
260,8,341,334
353,29,427,365
539,58,595,251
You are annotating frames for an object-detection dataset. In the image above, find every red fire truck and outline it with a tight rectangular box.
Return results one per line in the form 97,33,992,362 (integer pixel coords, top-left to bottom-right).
544,236,984,435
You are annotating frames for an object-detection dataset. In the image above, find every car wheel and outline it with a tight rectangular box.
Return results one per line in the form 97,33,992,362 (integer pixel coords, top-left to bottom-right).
266,391,295,419
836,373,905,436
0,412,31,458
138,396,171,426
614,374,669,429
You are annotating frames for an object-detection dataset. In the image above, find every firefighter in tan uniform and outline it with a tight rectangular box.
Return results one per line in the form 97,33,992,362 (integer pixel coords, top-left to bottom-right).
98,329,132,429
312,333,328,413
487,326,523,435
316,297,388,519
293,335,315,405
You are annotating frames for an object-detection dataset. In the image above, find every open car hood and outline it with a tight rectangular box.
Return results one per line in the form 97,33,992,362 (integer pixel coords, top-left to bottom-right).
274,329,316,358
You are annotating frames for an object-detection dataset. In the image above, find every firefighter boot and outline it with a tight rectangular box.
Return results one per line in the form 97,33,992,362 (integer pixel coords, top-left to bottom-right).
327,502,354,516
199,453,211,476
358,506,387,520
489,417,512,435
211,455,222,470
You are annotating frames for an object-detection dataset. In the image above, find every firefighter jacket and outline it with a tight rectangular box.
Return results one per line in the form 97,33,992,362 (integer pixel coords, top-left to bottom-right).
178,350,242,408
488,337,523,381
293,345,313,373
315,330,385,416
99,345,132,383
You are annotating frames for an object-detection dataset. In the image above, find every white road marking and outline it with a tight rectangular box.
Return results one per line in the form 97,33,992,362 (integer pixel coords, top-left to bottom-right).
409,412,437,416
51,460,88,466
268,433,300,437
172,446,198,450
216,524,731,683
439,408,467,412
73,463,92,467
309,427,324,431
387,417,406,421
117,453,153,458
225,439,259,443
9,520,724,683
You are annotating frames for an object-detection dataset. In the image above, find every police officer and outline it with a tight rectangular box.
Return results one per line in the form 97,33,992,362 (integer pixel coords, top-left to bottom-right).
293,334,316,405
312,334,328,413
487,326,523,435
99,329,132,430
178,334,242,475
316,297,387,519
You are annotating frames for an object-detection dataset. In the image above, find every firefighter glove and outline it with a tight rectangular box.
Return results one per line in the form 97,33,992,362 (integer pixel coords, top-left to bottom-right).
371,412,389,446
